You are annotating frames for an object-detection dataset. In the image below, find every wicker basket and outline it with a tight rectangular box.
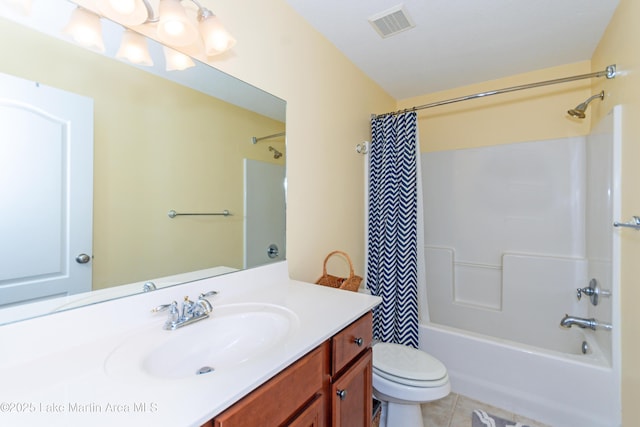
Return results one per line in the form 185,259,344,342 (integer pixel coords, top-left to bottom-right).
315,250,362,292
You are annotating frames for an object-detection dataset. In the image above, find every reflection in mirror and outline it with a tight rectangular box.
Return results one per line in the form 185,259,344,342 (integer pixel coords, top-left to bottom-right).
0,0,286,325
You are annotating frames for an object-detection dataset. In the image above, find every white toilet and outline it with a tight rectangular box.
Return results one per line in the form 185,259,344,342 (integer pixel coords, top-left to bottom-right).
372,342,450,427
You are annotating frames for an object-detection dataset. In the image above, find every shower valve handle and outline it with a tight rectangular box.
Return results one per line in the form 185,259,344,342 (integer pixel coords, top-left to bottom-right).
576,278,609,306
576,287,594,301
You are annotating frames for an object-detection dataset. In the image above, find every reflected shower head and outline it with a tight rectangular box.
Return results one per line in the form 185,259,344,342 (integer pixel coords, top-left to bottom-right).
568,91,605,119
269,146,283,159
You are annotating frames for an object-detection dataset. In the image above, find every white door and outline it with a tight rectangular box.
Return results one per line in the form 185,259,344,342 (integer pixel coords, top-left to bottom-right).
0,72,93,307
244,159,286,268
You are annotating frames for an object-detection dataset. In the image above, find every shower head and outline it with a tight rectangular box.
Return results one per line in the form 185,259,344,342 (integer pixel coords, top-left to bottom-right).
567,91,605,119
269,146,283,159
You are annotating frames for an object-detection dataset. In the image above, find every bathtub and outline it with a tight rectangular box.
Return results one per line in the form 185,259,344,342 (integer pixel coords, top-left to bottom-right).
418,108,622,427
419,322,620,427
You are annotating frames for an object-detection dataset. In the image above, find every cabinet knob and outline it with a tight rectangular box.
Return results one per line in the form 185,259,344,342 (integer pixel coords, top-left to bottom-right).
354,337,364,347
336,389,347,400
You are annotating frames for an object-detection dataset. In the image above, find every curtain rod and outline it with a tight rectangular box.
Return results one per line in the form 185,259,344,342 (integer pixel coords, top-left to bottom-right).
373,64,617,119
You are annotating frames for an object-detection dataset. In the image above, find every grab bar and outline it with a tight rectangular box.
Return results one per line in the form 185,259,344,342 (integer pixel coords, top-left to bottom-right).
613,216,640,230
168,209,230,218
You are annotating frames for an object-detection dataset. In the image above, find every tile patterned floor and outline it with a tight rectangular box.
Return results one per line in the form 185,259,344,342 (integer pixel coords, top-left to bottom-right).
421,393,552,427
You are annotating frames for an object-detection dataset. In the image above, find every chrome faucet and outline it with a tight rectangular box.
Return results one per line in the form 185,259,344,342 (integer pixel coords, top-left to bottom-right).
560,314,612,331
152,291,217,330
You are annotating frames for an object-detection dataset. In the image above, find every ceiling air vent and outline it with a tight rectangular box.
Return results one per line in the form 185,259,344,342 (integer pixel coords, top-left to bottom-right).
368,4,415,39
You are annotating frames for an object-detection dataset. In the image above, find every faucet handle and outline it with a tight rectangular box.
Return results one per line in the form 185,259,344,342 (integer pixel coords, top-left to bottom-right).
577,278,607,306
152,301,180,330
577,286,594,300
196,297,213,314
201,291,218,298
195,292,215,314
152,301,178,313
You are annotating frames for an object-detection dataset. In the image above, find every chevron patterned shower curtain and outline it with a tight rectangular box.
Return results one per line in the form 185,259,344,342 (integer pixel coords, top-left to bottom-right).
367,111,419,348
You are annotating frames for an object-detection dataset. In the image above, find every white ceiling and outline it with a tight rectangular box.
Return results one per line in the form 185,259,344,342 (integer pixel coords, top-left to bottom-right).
285,0,620,100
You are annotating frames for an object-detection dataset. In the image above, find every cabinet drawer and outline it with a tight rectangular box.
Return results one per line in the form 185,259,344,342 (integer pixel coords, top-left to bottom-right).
214,344,326,427
331,312,372,376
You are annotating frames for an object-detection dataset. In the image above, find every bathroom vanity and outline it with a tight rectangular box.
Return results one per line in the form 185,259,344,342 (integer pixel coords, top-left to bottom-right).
207,311,373,426
0,262,380,427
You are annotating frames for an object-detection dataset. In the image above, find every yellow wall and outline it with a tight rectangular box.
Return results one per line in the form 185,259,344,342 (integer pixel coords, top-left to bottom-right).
198,0,396,281
397,61,593,152
0,17,285,289
591,0,640,423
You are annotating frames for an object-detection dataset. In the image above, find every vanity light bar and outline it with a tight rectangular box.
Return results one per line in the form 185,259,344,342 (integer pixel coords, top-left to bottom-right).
87,0,236,63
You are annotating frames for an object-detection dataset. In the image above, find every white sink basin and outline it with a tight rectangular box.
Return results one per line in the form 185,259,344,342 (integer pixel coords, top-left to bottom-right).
104,303,299,380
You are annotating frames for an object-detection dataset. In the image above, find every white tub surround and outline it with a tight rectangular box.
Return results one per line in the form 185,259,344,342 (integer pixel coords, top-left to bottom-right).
422,136,590,350
418,107,622,427
0,261,381,427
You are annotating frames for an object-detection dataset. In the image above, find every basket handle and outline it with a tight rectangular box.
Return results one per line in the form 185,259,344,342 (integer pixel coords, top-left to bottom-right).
322,251,355,278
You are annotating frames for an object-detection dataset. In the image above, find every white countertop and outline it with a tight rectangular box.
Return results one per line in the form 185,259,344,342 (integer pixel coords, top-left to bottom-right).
0,262,381,427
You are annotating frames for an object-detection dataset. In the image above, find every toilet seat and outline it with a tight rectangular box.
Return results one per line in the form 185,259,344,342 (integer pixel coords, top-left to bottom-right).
372,343,451,427
373,342,448,387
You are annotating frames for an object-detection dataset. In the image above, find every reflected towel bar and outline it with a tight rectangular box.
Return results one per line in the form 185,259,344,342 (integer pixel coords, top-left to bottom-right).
168,209,230,218
613,216,640,230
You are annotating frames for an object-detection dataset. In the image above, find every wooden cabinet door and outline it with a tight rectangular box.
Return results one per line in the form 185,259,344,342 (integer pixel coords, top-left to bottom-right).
331,349,372,427
286,394,324,427
214,344,326,427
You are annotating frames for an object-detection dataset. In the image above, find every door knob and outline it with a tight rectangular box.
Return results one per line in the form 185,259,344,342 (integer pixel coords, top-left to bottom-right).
336,389,347,400
75,254,91,264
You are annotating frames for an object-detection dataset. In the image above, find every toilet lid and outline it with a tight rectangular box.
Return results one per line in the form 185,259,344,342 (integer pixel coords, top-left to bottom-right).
373,342,447,382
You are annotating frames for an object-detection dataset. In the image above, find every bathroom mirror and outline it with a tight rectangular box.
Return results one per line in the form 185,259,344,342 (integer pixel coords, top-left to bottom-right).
0,1,286,325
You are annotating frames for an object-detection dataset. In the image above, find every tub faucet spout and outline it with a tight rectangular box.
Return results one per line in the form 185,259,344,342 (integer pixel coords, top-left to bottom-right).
560,314,612,331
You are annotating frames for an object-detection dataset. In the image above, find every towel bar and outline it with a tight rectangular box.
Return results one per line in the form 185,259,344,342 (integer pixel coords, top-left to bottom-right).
168,209,230,218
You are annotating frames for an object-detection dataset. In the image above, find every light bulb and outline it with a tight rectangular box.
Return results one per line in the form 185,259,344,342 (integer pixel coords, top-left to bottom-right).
62,7,105,53
116,29,153,66
163,46,195,71
97,0,147,26
157,0,198,47
110,0,136,15
163,20,186,37
199,13,236,56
